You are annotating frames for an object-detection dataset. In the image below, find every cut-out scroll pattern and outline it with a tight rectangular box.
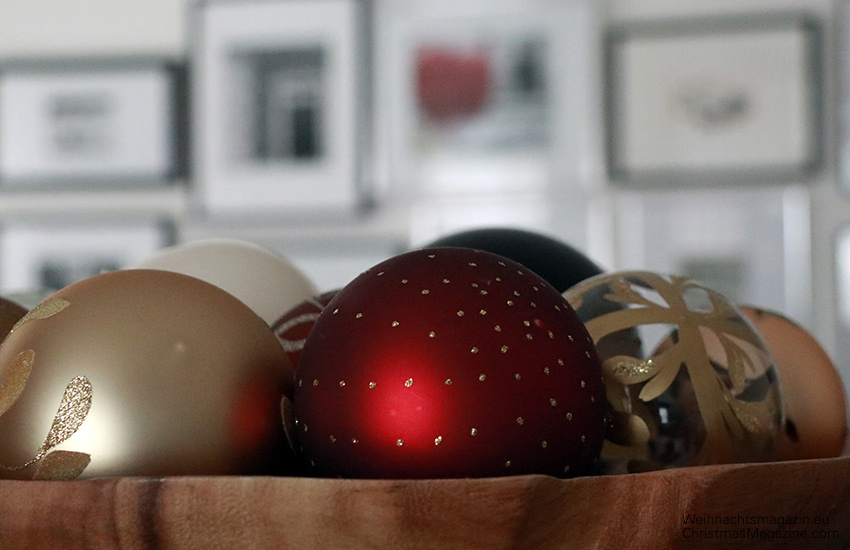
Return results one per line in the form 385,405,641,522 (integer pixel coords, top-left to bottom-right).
568,272,782,470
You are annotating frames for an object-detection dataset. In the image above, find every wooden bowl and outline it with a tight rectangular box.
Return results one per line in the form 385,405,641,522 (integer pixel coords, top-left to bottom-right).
0,456,848,549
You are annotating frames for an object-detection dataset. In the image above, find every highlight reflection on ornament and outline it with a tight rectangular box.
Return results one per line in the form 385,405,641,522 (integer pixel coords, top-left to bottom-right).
564,271,783,473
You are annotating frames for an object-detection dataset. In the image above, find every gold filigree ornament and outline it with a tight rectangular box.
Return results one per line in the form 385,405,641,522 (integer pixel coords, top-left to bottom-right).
0,348,93,480
564,271,783,473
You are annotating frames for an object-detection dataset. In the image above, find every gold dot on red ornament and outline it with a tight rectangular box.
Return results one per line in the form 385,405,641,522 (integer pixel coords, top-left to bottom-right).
516,417,524,425
355,312,363,319
505,460,512,468
494,325,502,332
581,435,586,443
329,435,336,443
434,436,442,446
352,438,359,444
369,382,377,389
479,309,487,316
515,374,522,381
507,300,515,306
470,428,478,436
339,380,346,387
428,331,436,338
564,465,571,473
397,439,404,447
421,289,430,295
405,378,413,387
471,347,479,354
542,441,548,448
566,412,573,420
478,374,486,382
445,379,452,385
457,310,465,317
501,345,509,353
392,321,400,327
549,398,557,407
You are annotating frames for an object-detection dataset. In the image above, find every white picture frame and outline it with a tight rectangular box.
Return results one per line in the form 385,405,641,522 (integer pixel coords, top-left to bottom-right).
0,59,185,187
375,0,598,198
0,218,174,295
605,13,822,186
192,0,371,215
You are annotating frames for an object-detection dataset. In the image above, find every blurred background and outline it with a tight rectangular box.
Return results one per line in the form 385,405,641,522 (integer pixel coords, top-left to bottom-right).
0,0,847,408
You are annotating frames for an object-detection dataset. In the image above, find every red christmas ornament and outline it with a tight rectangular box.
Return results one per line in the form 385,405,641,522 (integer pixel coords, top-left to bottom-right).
293,248,607,479
272,290,338,368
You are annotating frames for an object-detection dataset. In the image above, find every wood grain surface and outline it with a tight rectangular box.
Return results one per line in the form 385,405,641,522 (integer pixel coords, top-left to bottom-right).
0,456,848,549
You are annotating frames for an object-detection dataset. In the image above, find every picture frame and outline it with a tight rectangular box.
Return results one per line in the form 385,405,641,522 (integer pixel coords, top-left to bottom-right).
0,217,174,297
192,0,371,215
375,0,597,197
605,13,822,187
0,58,187,188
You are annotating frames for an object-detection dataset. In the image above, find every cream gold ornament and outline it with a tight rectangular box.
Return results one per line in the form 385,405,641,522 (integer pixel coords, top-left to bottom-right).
0,269,296,480
135,238,318,325
564,271,783,473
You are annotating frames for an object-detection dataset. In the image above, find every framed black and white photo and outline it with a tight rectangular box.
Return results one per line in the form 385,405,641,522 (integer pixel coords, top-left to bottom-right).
0,218,174,296
375,0,597,197
193,0,371,215
0,58,186,187
605,13,822,186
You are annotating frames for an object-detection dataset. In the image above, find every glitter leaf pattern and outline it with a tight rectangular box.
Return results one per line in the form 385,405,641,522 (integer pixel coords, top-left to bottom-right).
40,375,93,452
0,372,93,478
571,272,780,467
11,298,70,333
32,450,91,481
0,350,34,417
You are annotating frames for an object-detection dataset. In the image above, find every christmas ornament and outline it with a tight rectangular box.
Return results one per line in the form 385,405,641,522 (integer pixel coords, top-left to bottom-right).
271,290,338,368
0,269,295,480
293,248,606,479
741,306,847,460
564,271,783,473
425,227,603,292
135,238,318,325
